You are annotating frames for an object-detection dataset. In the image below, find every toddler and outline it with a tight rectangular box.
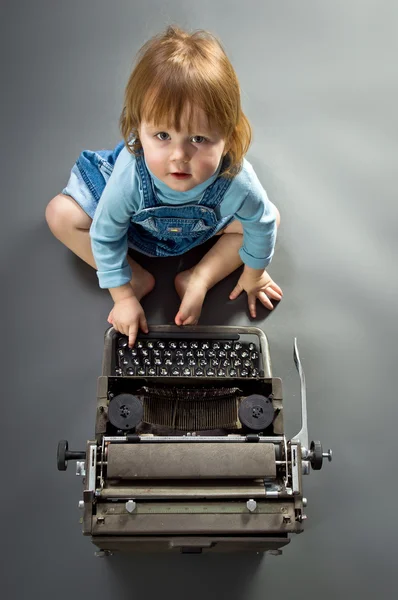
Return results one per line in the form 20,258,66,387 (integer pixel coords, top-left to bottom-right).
46,25,282,347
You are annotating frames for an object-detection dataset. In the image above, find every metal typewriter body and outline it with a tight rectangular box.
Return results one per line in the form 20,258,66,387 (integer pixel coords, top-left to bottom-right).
58,325,331,555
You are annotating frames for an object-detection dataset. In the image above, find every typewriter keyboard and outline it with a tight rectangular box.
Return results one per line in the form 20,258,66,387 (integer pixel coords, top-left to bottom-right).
115,336,261,378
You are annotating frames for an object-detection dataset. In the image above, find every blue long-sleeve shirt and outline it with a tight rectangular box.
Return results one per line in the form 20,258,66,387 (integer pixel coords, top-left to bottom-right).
90,146,277,288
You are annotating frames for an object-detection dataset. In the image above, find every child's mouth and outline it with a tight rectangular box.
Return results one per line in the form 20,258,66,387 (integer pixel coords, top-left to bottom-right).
171,173,191,179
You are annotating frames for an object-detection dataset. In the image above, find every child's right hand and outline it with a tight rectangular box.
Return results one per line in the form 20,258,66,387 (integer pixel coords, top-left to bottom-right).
110,296,149,348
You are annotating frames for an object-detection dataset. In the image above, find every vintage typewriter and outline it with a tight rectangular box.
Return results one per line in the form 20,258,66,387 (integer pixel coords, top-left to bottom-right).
57,325,332,555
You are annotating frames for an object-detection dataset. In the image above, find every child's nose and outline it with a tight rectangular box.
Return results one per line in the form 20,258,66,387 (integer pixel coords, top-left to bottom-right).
170,145,190,163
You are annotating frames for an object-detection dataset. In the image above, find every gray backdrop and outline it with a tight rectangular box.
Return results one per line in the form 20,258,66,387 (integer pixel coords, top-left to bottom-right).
2,1,397,598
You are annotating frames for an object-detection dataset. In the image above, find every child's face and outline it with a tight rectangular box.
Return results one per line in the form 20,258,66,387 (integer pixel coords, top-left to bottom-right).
138,105,228,191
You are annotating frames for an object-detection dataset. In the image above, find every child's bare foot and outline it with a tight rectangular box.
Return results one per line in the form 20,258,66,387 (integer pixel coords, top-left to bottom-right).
174,268,209,326
108,262,155,324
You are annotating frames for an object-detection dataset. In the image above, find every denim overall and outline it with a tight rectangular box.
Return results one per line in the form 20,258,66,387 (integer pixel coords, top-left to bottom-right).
66,142,235,257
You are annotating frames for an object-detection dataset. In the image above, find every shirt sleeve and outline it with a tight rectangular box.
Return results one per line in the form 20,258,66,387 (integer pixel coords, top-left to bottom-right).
89,148,139,289
220,161,277,269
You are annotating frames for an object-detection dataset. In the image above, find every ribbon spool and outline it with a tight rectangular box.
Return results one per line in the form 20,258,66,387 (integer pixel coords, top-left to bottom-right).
108,393,143,430
238,394,274,431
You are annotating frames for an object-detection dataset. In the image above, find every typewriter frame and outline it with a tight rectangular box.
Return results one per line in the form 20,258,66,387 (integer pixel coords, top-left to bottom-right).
60,325,331,555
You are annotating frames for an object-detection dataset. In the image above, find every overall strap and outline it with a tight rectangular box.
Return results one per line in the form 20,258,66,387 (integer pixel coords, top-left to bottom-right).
135,150,158,208
198,155,234,209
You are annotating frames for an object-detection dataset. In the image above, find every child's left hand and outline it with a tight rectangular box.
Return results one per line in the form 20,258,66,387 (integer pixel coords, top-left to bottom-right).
229,266,283,317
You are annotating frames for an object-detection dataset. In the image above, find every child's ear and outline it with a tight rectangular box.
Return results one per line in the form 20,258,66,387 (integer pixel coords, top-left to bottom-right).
222,138,232,157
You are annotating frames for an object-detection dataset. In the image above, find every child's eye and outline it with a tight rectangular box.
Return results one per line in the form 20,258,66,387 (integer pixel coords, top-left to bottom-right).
155,132,170,141
191,136,207,144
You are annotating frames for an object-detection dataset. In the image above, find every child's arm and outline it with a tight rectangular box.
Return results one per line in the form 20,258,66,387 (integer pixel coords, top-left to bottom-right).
89,148,148,346
221,161,282,315
221,160,277,270
90,152,138,292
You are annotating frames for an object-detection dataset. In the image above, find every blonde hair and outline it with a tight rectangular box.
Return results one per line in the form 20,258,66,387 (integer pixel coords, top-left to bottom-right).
119,25,252,178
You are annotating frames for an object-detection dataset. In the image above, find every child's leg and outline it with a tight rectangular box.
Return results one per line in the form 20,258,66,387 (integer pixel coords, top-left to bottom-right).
174,208,281,326
45,194,155,305
174,232,243,325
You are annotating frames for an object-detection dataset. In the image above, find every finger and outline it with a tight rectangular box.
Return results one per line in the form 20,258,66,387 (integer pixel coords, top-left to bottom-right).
183,316,198,326
258,291,274,310
128,323,139,348
229,283,243,300
248,294,257,318
140,313,149,334
265,287,283,301
270,282,283,296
